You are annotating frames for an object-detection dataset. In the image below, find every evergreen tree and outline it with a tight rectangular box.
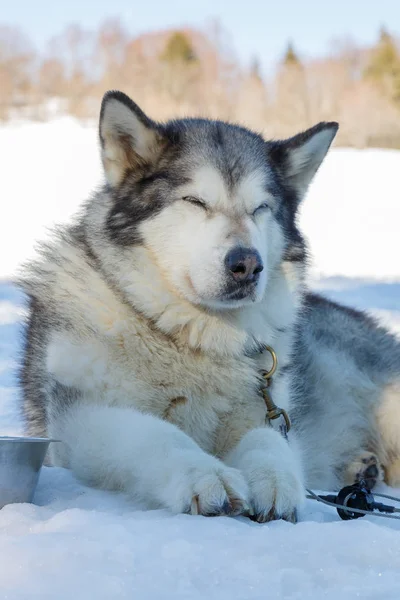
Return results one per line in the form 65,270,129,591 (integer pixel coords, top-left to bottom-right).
364,27,400,105
282,41,301,68
161,31,196,64
159,31,199,102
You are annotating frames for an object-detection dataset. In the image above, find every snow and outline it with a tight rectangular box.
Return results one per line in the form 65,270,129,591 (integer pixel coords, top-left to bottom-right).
0,119,400,599
299,147,400,281
0,117,102,282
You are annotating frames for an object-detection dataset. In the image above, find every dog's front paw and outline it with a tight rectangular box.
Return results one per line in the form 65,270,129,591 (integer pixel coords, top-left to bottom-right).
226,428,304,523
162,451,250,517
244,450,304,523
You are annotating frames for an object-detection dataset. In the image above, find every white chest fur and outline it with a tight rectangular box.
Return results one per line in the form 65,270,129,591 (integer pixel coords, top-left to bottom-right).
46,315,273,456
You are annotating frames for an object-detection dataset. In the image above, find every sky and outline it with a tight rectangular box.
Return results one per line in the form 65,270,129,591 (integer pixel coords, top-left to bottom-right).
3,0,400,67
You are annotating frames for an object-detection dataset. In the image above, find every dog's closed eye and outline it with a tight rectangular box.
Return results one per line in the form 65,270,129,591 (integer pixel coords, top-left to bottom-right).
252,203,270,217
182,196,208,211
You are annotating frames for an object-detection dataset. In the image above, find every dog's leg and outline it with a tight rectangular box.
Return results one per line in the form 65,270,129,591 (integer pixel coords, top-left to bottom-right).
376,381,400,488
52,404,249,516
385,459,400,488
224,427,304,523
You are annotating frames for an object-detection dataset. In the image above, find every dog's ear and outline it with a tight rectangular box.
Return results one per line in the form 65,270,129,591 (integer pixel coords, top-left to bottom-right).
269,122,338,201
99,90,163,187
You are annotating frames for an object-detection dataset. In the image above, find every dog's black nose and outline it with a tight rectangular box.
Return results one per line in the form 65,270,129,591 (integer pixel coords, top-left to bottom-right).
225,247,263,283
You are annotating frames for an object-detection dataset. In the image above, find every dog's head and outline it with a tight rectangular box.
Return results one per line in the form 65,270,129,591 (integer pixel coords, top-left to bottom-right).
99,91,337,310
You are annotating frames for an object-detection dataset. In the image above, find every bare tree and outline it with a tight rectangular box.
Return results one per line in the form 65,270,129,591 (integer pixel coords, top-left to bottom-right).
0,25,35,119
1,19,400,147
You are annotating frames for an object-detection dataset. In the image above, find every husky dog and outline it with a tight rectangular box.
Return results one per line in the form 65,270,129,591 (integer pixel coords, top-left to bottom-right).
18,91,400,522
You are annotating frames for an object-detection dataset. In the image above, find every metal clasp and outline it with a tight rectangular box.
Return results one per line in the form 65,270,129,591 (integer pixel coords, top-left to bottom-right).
260,345,291,439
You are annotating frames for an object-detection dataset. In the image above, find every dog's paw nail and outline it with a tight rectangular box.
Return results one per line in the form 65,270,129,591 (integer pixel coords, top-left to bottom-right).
221,500,232,515
190,495,200,515
249,508,276,523
266,508,278,522
246,504,255,517
282,509,298,524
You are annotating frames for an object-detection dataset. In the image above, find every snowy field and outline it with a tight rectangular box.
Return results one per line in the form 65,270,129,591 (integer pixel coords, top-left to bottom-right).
0,118,399,599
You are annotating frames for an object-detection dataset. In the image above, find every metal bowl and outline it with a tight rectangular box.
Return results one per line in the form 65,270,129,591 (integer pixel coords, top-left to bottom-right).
0,436,57,509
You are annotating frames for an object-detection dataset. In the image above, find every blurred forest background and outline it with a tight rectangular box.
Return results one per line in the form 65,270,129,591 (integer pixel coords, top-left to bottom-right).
1,18,400,147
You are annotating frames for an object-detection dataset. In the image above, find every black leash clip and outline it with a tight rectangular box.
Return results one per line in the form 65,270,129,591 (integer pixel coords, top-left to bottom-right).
319,481,397,521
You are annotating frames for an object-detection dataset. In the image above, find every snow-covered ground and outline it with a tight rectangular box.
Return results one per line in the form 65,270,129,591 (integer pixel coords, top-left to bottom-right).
0,119,399,599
